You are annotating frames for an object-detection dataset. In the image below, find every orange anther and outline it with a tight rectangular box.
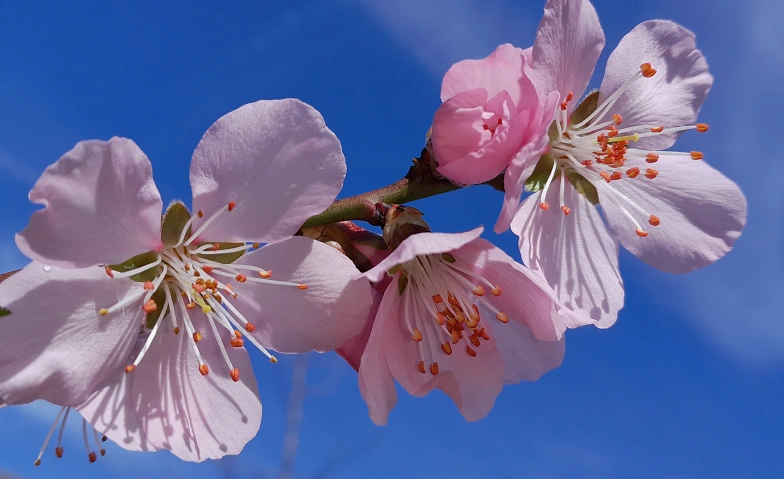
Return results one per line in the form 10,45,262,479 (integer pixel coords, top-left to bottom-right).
565,92,574,102
470,334,481,347
230,338,245,348
441,342,453,355
626,167,640,178
447,293,460,306
435,313,446,326
417,361,426,374
193,332,203,343
451,330,461,344
496,312,509,323
650,126,664,133
466,346,477,357
412,329,423,342
640,63,657,77
233,330,242,339
55,446,64,458
649,215,661,226
690,151,704,160
228,201,236,211
143,281,155,290
646,153,659,163
297,284,308,290
202,265,214,273
230,368,240,382
258,270,272,278
479,328,490,340
235,273,247,283
696,123,709,132
186,302,196,310
89,452,97,463
430,362,439,376
99,308,109,316
645,168,658,179
472,285,485,296
199,364,209,376
491,286,502,296
613,113,623,125
125,365,136,373
197,210,204,218
173,327,180,334
210,244,220,251
610,172,622,181
432,294,443,304
636,228,649,237
539,202,550,210
582,160,594,167
104,266,114,278
600,171,612,183
561,206,571,216
560,101,569,111
245,322,256,333
270,356,278,363
142,300,157,313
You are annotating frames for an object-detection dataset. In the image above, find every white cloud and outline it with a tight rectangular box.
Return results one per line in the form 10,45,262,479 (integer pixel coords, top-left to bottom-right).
0,148,38,186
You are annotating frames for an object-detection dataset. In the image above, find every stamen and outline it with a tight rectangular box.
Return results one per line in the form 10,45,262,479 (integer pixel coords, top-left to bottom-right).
34,406,68,466
690,151,704,160
82,419,97,463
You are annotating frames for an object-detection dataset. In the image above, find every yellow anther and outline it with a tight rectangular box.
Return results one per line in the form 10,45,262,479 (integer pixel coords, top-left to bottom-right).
99,308,108,316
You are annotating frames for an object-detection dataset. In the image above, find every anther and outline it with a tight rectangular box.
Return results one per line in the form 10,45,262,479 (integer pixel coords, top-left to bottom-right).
417,361,426,374
35,460,42,466
491,286,502,296
435,313,446,326
99,308,108,316
539,202,550,210
646,153,659,163
650,126,664,133
88,452,97,463
640,63,657,77
483,124,490,131
496,312,509,323
560,101,569,111
56,446,64,458
199,364,209,376
228,201,237,211
100,449,106,457
245,322,256,333
125,365,136,373
186,302,196,310
230,368,240,382
142,300,157,313
466,346,477,357
202,265,213,273
645,168,658,179
561,206,571,216
600,171,612,183
613,114,623,125
297,284,308,290
690,151,704,160
197,210,204,218
441,342,453,355
432,294,443,304
193,332,203,342
412,329,423,342
231,338,244,348
451,330,460,344
610,172,622,181
626,167,640,178
173,327,180,334
258,270,272,278
104,267,114,278
470,334,481,347
479,328,490,340
472,285,485,296
235,273,247,283
430,363,439,376
636,228,649,237
143,281,155,291
565,92,574,102
649,215,661,226
696,123,709,132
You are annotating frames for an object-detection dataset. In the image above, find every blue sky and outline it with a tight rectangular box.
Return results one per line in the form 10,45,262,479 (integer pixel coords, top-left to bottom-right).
0,0,781,477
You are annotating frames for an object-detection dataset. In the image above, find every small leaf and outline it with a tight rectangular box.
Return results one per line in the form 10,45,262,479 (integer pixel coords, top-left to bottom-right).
109,251,161,283
569,90,600,127
398,273,409,295
195,242,246,264
0,307,11,318
566,171,600,205
442,253,456,263
525,154,561,193
161,201,192,246
144,287,170,329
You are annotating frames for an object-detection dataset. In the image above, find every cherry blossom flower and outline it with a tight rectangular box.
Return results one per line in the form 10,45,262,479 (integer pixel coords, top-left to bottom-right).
505,0,746,327
0,99,372,460
357,213,567,424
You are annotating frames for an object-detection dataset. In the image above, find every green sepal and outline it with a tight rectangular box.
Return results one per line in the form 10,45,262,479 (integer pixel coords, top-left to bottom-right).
194,242,246,264
109,251,161,283
388,264,402,276
144,287,170,329
398,273,409,295
566,171,600,205
0,307,10,318
525,154,561,193
161,201,192,246
442,253,456,263
569,90,599,127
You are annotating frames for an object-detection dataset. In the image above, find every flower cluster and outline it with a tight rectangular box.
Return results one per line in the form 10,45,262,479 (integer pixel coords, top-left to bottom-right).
0,0,745,468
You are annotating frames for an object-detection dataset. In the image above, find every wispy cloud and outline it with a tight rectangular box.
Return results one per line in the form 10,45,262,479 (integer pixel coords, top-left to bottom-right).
0,148,38,186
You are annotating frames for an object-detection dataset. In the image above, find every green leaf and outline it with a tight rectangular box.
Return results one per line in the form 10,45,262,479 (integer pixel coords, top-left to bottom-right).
109,251,161,283
398,273,409,295
0,307,10,318
566,171,600,205
569,90,599,127
194,242,246,264
144,287,170,329
525,154,561,193
161,201,192,246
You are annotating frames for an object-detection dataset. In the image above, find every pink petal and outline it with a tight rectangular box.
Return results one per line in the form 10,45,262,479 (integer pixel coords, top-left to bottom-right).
230,237,372,353
432,88,489,163
131,318,261,462
382,282,504,422
492,317,565,384
453,238,566,341
598,153,746,273
511,183,624,328
435,90,525,185
190,99,346,244
599,20,713,151
77,341,157,453
337,288,384,372
16,138,163,269
530,0,605,103
357,289,398,426
363,227,484,283
441,43,535,109
0,263,143,406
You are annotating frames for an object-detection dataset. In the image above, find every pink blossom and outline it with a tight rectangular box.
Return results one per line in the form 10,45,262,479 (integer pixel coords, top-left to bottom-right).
504,0,746,327
0,99,372,460
431,44,557,186
357,227,567,424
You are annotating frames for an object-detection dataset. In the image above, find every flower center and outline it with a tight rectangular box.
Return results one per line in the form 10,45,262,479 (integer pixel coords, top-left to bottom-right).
533,63,708,236
98,201,307,381
398,253,506,376
33,406,106,466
